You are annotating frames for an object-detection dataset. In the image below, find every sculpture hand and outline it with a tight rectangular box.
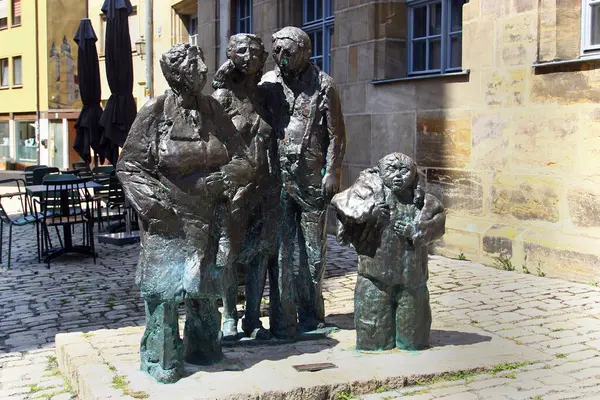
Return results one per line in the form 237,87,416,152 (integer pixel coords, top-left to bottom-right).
204,172,229,198
322,172,339,203
252,115,271,138
393,220,414,237
222,158,253,187
372,201,390,221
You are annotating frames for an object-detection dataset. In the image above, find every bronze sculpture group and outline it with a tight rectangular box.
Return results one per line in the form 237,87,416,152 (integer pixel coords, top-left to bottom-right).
117,27,445,384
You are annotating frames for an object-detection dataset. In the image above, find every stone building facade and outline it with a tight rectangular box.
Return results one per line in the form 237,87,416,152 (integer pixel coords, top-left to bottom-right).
192,0,600,283
0,0,86,170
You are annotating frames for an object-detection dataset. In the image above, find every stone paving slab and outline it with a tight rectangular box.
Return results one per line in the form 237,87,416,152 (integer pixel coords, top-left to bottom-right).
56,317,548,400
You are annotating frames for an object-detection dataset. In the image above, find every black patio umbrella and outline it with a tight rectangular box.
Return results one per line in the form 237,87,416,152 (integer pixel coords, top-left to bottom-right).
73,18,104,165
99,0,136,165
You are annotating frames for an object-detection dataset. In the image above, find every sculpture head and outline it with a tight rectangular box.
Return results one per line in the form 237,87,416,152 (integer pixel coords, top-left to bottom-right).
228,34,267,76
377,153,417,195
160,43,208,96
272,27,311,79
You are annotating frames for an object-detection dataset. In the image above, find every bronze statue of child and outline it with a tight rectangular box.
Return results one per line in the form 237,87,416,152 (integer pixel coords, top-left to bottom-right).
331,153,445,351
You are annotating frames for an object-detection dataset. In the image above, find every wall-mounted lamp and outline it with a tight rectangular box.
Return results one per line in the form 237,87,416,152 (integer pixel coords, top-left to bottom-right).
135,36,146,59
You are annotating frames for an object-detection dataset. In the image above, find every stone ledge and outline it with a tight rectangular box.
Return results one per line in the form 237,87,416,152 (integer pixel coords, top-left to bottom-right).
56,319,548,400
434,220,600,283
371,70,470,85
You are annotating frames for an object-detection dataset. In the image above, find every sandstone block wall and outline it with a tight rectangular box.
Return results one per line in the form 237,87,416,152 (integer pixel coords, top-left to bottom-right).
197,0,600,283
332,0,600,283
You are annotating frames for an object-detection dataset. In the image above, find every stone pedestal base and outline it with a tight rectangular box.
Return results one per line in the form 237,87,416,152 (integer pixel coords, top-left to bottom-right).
55,316,548,400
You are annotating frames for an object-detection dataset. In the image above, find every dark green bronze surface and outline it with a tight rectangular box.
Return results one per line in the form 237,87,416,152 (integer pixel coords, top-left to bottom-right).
332,153,446,351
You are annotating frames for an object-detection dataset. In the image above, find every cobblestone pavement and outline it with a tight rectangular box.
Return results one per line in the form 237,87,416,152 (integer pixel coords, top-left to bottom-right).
0,217,600,398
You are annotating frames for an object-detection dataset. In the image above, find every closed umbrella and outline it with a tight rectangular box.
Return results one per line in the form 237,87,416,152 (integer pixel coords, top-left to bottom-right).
99,0,136,165
73,18,103,165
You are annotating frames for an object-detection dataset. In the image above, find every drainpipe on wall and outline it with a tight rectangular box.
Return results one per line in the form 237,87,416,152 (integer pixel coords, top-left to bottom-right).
219,0,230,66
145,0,153,100
34,0,41,165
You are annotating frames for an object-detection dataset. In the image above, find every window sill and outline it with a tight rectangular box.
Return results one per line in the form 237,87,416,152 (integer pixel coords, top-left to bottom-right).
532,56,600,71
0,27,7,31
0,86,9,90
11,24,21,28
371,69,470,85
11,85,22,89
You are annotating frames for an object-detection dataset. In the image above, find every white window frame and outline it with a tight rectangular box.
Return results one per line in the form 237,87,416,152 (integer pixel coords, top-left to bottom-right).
581,0,600,55
189,13,198,46
407,0,465,76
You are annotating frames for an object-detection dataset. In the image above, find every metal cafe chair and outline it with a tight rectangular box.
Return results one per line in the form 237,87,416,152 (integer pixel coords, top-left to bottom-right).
72,162,92,179
91,166,115,233
0,178,43,268
98,172,127,233
34,175,96,268
24,165,48,187
72,161,89,170
32,167,60,185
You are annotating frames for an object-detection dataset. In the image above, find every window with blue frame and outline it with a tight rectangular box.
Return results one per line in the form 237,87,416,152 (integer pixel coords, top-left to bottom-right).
302,0,334,73
236,0,253,34
407,0,466,75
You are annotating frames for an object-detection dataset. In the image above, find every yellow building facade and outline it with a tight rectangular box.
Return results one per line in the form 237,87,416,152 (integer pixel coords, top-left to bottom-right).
87,0,200,111
0,0,85,170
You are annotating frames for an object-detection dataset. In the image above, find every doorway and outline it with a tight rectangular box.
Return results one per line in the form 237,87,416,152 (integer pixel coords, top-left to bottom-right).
67,119,82,168
49,120,65,169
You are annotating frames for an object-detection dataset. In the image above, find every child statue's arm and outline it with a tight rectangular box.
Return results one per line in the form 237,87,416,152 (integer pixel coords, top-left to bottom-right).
414,193,446,246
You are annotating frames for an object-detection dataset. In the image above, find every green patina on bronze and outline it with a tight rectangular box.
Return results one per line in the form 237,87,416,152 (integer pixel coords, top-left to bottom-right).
332,153,446,351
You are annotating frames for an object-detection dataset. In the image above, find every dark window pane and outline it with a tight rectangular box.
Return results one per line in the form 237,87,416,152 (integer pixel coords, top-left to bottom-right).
593,4,600,45
450,0,464,32
317,57,323,70
449,34,462,68
328,0,333,17
329,26,334,57
189,17,197,36
429,2,442,35
306,0,315,23
307,31,317,55
237,0,253,33
429,39,441,70
0,59,7,87
413,6,426,38
316,0,323,20
316,29,323,57
412,40,426,71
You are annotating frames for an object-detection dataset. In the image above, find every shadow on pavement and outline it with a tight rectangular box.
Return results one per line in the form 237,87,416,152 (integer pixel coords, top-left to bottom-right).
429,329,492,348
